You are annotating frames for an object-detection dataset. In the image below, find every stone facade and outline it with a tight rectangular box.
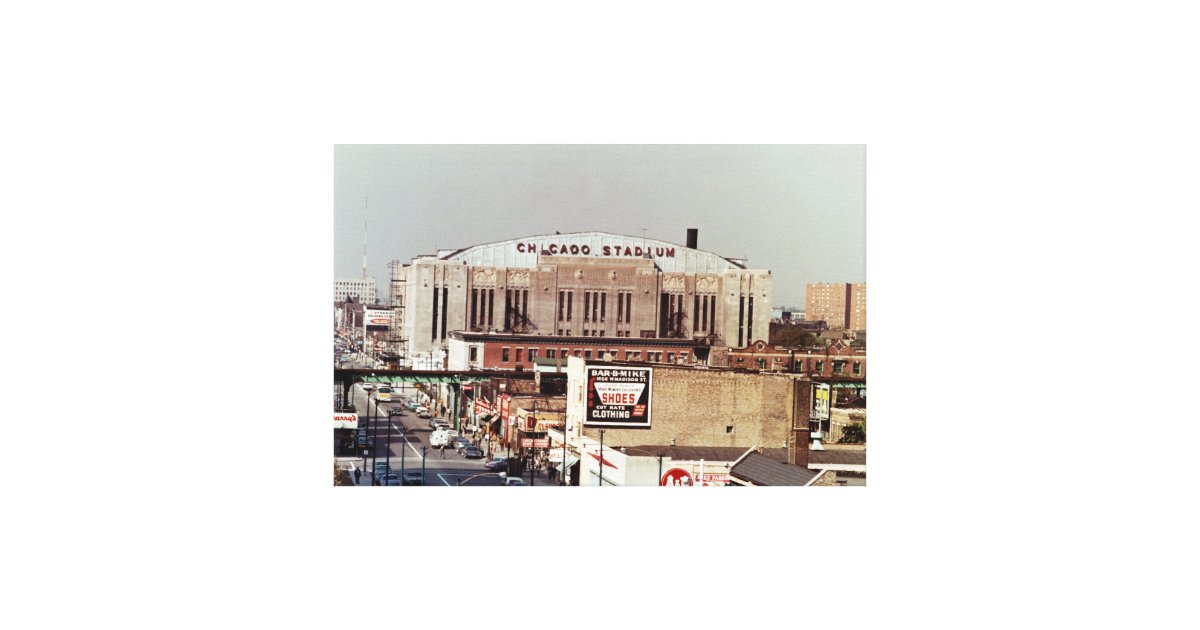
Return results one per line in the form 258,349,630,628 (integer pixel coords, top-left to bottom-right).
391,232,772,365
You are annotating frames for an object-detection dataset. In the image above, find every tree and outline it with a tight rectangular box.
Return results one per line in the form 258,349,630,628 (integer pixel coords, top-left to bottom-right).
840,422,866,444
334,462,353,486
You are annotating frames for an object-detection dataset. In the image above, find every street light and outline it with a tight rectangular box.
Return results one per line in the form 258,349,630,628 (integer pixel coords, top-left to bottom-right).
598,429,605,487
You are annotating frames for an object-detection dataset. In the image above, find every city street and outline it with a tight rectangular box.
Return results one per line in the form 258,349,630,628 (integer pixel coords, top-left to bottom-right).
340,383,532,487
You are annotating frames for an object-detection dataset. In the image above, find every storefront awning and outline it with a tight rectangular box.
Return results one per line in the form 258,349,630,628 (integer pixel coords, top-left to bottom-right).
555,456,580,472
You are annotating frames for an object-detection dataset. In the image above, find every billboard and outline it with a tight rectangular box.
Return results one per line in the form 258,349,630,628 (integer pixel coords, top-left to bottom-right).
363,308,392,332
333,412,358,429
811,383,831,420
583,365,652,428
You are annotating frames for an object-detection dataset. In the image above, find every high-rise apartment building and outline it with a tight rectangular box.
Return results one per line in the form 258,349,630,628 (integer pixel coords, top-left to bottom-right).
805,283,866,331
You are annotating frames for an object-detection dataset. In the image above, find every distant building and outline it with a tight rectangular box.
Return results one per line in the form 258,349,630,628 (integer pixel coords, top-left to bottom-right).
805,282,866,331
334,278,377,304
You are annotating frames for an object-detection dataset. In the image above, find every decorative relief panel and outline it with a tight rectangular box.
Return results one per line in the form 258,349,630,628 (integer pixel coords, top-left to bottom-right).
508,270,530,287
663,275,685,293
696,276,718,293
472,269,497,286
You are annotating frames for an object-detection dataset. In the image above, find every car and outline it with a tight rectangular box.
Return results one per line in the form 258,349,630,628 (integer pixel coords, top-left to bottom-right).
361,383,376,392
402,471,424,486
406,401,420,410
462,446,484,459
484,457,508,471
387,407,405,416
431,419,450,430
380,473,401,486
373,461,390,476
503,477,525,486
451,437,471,451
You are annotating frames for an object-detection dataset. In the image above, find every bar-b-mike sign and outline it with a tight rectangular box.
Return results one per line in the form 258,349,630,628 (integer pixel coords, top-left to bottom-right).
584,365,652,428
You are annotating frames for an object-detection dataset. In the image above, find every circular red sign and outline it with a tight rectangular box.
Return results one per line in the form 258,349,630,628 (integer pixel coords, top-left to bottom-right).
661,467,693,487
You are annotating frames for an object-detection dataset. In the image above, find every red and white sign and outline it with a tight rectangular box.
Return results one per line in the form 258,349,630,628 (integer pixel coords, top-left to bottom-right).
474,399,494,415
520,438,550,448
661,467,693,487
697,473,729,487
333,413,358,429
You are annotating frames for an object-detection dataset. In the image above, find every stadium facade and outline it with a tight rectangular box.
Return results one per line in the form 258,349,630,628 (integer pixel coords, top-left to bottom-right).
388,230,772,367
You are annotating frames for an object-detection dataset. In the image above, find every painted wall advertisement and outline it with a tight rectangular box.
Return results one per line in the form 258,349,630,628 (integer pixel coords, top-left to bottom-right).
583,365,652,428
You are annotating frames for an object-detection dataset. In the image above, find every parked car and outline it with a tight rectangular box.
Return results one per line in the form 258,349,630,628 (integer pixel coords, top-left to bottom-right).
451,437,471,451
484,457,508,471
380,473,401,486
503,477,526,486
462,446,484,459
373,461,390,477
431,419,451,430
402,471,424,486
406,400,420,410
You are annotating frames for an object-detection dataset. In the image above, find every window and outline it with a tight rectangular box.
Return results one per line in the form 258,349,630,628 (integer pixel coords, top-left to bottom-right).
680,352,688,363
515,348,523,363
469,347,478,362
833,361,845,375
562,348,569,359
529,349,539,361
853,361,862,375
599,330,605,337
667,352,675,363
546,349,556,359
502,347,510,362
584,350,592,359
757,358,766,369
815,360,823,373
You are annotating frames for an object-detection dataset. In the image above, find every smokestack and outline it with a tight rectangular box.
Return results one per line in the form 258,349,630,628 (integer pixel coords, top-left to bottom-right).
790,428,811,469
686,228,698,249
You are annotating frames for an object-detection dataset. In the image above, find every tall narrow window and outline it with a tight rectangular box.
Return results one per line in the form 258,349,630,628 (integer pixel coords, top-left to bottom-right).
617,291,624,323
737,296,745,347
625,293,632,323
567,291,573,321
600,293,606,322
487,289,494,327
747,296,753,343
693,295,699,333
515,348,523,363
470,289,478,328
441,287,448,340
431,285,439,342
558,290,564,321
583,292,590,322
522,290,529,325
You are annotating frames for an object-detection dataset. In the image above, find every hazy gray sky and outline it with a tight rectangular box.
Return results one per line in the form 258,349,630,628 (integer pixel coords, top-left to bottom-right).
334,145,864,307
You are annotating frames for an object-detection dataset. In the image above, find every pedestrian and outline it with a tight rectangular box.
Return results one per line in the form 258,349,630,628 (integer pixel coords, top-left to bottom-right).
440,444,446,458
354,468,362,484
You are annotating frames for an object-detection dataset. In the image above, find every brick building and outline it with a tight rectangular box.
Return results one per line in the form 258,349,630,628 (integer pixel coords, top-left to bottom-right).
805,282,866,331
447,331,702,370
564,357,814,451
728,338,866,379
